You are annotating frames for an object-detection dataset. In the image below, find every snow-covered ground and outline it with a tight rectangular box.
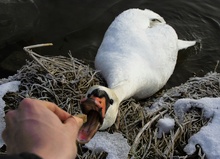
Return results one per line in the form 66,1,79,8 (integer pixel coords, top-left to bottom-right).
174,98,220,159
85,132,130,159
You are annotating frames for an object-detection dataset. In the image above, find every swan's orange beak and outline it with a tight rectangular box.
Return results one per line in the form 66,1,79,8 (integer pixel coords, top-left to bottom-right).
90,96,106,118
77,96,107,144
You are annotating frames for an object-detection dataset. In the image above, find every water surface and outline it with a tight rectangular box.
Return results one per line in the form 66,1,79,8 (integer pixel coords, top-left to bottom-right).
0,0,220,89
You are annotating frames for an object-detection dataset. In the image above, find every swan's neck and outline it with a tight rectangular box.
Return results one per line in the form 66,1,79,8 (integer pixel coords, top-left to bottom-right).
111,82,134,103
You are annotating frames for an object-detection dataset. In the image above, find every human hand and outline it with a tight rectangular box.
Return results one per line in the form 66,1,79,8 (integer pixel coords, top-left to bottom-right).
2,98,83,159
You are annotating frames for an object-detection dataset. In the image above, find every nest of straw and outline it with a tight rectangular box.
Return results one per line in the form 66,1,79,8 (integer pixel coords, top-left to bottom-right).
2,44,219,158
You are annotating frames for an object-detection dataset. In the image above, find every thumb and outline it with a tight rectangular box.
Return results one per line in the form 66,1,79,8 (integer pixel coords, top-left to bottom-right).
64,116,83,135
71,116,84,128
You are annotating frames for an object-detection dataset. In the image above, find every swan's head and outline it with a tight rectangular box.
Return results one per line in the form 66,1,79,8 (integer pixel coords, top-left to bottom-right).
77,85,119,144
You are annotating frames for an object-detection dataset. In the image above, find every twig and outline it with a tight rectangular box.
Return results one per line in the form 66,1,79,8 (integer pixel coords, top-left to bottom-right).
23,43,53,73
130,109,168,156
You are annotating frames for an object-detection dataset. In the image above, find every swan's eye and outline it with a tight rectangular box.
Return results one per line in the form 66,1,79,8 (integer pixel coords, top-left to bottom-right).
110,99,114,105
87,93,91,98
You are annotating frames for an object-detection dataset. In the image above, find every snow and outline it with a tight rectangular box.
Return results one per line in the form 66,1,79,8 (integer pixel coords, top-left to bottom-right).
174,97,220,159
85,131,130,159
157,115,175,138
0,81,20,147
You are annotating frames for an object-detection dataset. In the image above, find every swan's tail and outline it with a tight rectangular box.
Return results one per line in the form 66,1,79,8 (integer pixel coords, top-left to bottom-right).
177,39,196,50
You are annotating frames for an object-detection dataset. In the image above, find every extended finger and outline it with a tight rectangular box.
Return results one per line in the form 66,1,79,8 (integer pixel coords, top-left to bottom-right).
19,98,71,121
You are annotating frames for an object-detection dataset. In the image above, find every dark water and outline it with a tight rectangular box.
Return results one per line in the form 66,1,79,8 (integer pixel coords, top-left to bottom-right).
0,0,220,88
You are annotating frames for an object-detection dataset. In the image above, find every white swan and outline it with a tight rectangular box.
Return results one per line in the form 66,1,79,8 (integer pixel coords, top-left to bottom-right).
77,8,196,143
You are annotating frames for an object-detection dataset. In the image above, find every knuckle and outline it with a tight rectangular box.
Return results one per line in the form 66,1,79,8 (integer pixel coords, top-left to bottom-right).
19,98,32,108
65,117,78,128
19,98,36,111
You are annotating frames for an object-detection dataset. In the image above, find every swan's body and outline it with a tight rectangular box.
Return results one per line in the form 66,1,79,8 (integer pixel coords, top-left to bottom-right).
77,8,196,143
96,9,195,101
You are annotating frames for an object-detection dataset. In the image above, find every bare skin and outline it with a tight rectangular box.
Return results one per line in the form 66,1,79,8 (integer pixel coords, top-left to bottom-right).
2,98,83,159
